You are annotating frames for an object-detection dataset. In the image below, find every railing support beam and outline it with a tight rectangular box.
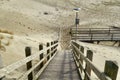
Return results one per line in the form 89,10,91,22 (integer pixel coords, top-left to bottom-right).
25,47,33,80
84,50,93,80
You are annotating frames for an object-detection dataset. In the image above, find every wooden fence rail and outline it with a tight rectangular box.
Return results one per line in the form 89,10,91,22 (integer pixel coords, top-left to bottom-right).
71,41,119,80
70,27,120,41
0,40,58,80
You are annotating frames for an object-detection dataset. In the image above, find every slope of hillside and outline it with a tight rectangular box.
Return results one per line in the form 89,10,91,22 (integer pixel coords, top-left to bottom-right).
0,0,120,79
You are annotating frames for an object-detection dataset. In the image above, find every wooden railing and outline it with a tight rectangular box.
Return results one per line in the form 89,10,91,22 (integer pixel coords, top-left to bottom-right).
70,28,120,41
71,41,119,80
0,40,58,80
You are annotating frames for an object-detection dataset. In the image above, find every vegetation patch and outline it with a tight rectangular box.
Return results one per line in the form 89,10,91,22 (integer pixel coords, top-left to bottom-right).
0,29,13,35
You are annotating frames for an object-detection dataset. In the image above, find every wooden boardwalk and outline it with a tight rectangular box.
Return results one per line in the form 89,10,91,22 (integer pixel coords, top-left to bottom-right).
70,28,120,41
39,50,81,80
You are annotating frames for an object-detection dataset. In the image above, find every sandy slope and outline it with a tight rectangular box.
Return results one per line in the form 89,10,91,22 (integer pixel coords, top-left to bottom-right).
0,0,59,65
0,0,120,79
0,0,75,79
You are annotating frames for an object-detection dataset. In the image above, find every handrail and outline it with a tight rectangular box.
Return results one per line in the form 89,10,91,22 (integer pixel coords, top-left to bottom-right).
71,41,119,80
18,48,57,80
0,40,58,80
71,27,120,30
70,28,120,41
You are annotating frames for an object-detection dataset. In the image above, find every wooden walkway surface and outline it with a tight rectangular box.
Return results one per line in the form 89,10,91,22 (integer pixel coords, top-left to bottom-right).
39,50,81,80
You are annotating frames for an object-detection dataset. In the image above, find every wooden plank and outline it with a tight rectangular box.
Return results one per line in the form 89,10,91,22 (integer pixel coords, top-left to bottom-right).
80,46,84,73
72,42,111,80
71,37,120,41
71,27,120,41
0,43,58,78
34,51,58,80
84,50,93,80
18,48,57,80
72,50,82,79
39,50,80,80
72,50,92,80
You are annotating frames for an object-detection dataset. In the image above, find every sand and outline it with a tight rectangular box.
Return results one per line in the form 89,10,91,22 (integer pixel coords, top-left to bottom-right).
0,0,120,79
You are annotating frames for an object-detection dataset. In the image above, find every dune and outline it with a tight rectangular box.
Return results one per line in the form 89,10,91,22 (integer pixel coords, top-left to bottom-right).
0,0,120,79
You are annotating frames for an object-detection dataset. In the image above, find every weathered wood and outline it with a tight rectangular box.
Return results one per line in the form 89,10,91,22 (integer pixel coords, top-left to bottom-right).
39,44,43,50
25,47,33,80
51,42,54,56
19,48,57,80
39,44,43,60
104,61,119,80
35,49,58,80
85,50,93,80
0,43,58,79
39,44,44,69
71,27,120,41
79,46,84,73
81,46,84,53
73,50,92,80
111,34,113,41
72,42,111,80
47,42,50,47
39,50,80,80
51,42,53,45
47,42,50,61
78,46,82,73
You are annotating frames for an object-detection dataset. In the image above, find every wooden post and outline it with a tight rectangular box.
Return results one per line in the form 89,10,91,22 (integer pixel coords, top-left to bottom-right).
47,42,50,60
118,41,120,47
47,42,50,47
104,61,119,80
89,28,91,36
54,41,55,44
25,47,33,80
51,42,54,56
91,34,93,40
74,43,79,56
109,28,110,35
53,41,55,49
97,41,100,44
81,46,84,53
39,44,44,69
111,34,113,41
78,46,83,73
84,50,93,80
79,46,84,73
51,42,53,50
39,44,43,50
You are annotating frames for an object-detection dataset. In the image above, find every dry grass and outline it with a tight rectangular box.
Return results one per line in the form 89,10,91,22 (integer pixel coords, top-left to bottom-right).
0,40,6,51
9,36,13,39
0,36,4,40
0,33,13,47
0,29,13,35
5,41,10,46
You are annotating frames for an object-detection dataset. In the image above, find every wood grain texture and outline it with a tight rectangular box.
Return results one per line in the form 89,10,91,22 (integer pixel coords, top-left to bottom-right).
39,50,81,80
